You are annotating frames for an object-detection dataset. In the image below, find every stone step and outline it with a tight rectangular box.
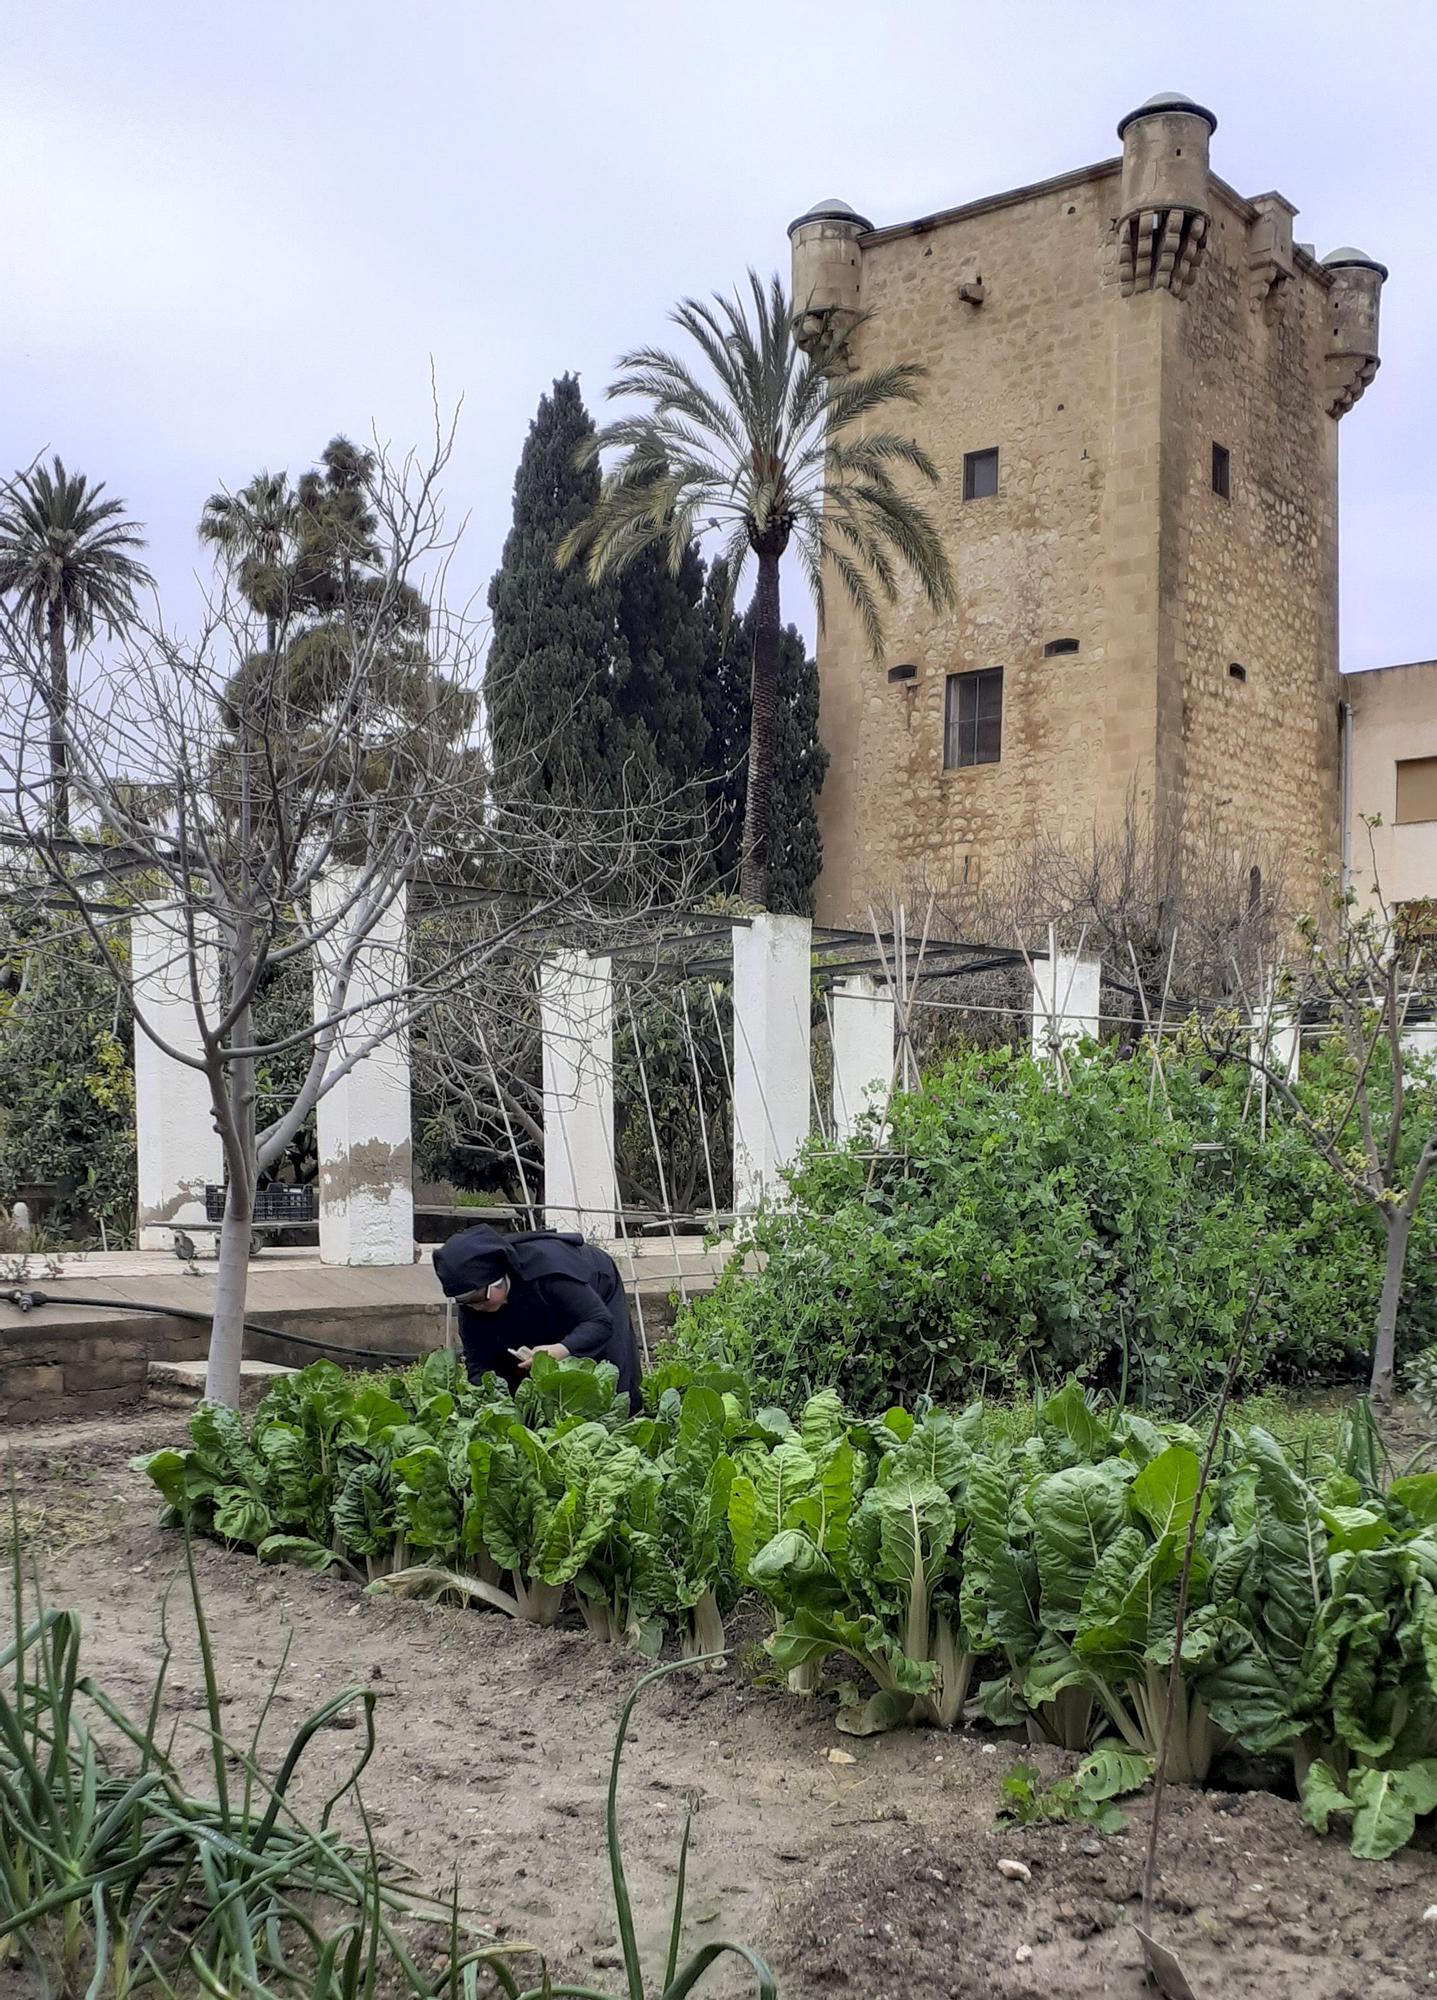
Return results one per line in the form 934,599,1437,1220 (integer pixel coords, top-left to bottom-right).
148,1358,296,1395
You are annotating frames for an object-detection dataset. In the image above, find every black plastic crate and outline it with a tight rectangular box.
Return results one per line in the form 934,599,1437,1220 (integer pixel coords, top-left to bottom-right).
204,1184,318,1224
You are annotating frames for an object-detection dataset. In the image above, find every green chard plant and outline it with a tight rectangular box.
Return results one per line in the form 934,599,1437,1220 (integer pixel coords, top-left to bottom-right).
133,1353,1437,1861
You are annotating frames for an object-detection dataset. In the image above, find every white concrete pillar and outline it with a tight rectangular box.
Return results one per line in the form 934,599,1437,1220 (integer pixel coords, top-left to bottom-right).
732,914,812,1212
1031,951,1102,1062
132,906,223,1249
540,952,616,1234
1251,998,1300,1083
831,974,896,1142
311,874,413,1266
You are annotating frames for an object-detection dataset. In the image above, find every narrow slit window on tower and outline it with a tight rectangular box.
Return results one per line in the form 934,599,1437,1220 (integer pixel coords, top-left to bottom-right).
944,666,1003,769
963,447,1000,500
1212,441,1231,499
887,662,917,684
1229,661,1248,682
1044,637,1080,657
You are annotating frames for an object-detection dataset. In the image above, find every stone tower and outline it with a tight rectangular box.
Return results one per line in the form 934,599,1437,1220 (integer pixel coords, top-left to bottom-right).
791,93,1386,925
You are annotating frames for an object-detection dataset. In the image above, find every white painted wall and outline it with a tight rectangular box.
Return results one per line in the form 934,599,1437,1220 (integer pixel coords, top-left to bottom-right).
1346,660,1437,912
540,952,616,1234
732,915,812,1211
132,906,223,1249
830,973,896,1142
311,874,413,1266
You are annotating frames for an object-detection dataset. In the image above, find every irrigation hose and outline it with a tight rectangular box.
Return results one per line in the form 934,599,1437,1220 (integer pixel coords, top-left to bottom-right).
0,1289,422,1366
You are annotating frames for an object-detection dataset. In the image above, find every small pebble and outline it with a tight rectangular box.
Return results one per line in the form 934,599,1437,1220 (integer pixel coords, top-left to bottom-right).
826,1748,857,1765
998,1859,1031,1882
1015,1944,1034,1964
1423,1905,1437,1923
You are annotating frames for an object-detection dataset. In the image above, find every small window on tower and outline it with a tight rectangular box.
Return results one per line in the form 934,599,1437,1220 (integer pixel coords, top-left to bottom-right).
1044,638,1080,657
944,667,1003,769
1212,442,1231,499
963,448,1000,501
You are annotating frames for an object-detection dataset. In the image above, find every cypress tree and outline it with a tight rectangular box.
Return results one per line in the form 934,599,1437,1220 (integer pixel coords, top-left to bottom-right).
701,567,828,914
613,536,708,793
486,376,635,806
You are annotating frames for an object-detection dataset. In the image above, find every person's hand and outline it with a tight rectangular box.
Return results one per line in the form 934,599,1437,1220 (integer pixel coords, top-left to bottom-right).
512,1342,570,1372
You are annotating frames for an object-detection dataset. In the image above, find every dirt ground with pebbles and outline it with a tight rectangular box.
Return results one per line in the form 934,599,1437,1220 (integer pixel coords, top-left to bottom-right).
4,1397,1434,1999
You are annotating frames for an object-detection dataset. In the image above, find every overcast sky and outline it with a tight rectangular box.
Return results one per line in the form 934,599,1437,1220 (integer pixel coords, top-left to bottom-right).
4,1,1432,673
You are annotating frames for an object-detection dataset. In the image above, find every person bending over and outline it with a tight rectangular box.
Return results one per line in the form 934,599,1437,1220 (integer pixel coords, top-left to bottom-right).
432,1221,641,1412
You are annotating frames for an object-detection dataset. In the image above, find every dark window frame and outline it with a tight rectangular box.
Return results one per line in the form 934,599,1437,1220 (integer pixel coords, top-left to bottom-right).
944,666,1003,770
1211,441,1231,500
963,447,1000,501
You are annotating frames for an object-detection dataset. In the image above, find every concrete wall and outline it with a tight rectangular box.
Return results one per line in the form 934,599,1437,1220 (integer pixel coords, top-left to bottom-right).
1345,660,1437,913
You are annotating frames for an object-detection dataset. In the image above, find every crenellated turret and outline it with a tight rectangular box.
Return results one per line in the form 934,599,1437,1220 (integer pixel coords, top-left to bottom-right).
788,197,871,367
1116,91,1217,299
1322,247,1387,417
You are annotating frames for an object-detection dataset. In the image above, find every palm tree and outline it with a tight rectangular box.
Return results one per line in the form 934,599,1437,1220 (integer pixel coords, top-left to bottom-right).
197,470,299,657
561,271,955,907
0,457,153,833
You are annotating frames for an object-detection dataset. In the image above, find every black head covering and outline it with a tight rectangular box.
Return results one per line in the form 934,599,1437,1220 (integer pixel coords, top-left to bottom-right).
432,1222,589,1299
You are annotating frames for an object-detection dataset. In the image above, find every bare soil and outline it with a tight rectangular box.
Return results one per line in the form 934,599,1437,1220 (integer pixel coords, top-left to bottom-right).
4,1399,1434,2000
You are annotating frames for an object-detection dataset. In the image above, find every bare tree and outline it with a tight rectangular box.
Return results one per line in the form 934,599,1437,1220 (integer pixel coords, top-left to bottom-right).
0,419,700,1405
898,798,1289,1057
1201,846,1437,1403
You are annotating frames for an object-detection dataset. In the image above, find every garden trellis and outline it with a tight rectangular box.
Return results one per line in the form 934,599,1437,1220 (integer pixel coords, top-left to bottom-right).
6,841,1435,1281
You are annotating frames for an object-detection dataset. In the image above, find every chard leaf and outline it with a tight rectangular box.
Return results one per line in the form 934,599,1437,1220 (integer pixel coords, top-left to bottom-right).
1299,1757,1352,1835
1389,1474,1437,1528
257,1534,343,1571
212,1486,273,1547
335,1387,410,1446
1330,1600,1399,1758
190,1402,267,1492
1320,1505,1390,1553
786,1440,858,1561
799,1389,847,1456
1075,1745,1153,1800
728,1437,817,1578
1201,1642,1301,1752
1130,1446,1203,1541
979,1674,1025,1727
769,1605,933,1696
1348,1760,1437,1861
886,1410,969,1495
1114,1412,1165,1468
1031,1463,1130,1630
1247,1428,1327,1681
748,1529,845,1611
1039,1380,1104,1462
392,1444,462,1556
334,1462,395,1557
134,1447,216,1512
836,1689,913,1735
959,1457,1038,1652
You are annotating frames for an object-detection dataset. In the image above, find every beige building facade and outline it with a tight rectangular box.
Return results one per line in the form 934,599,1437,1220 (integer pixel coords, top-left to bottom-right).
790,93,1387,927
1344,661,1437,930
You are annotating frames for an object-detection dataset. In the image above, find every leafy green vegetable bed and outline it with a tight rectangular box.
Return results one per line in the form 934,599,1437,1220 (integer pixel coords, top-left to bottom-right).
137,1354,1437,1862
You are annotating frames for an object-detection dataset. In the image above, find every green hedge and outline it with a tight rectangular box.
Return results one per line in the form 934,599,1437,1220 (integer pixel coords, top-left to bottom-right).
672,1041,1435,1410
